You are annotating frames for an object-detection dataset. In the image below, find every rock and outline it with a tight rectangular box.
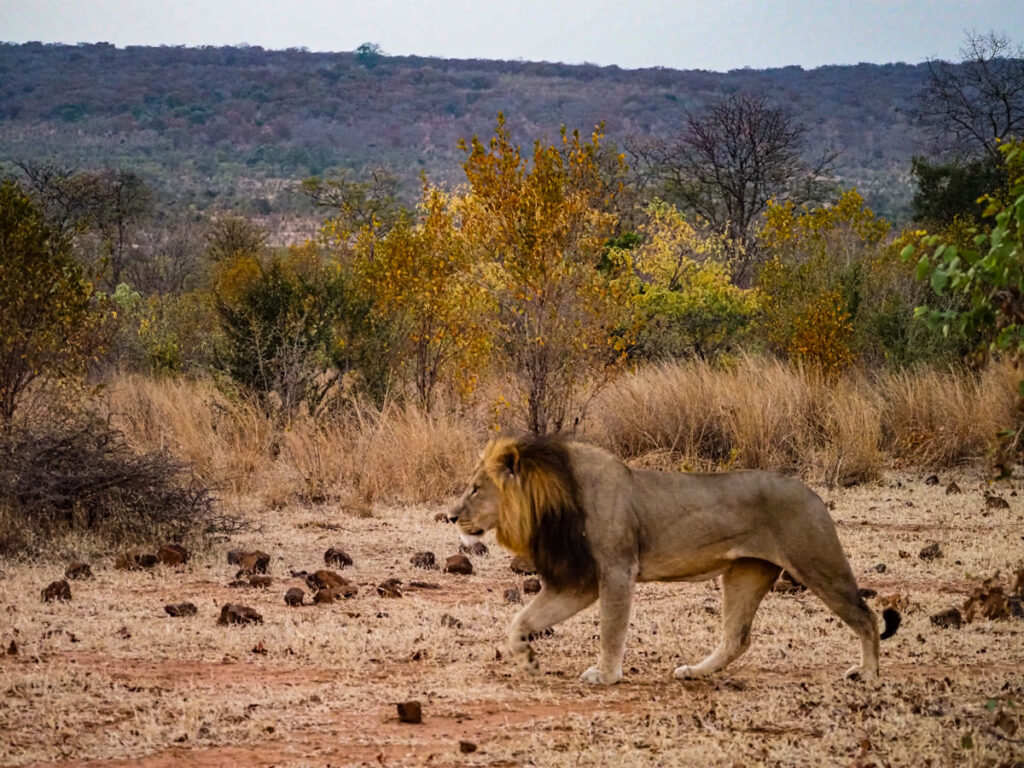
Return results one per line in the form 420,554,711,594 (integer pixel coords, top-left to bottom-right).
248,575,273,589
459,541,488,557
872,563,887,573
444,554,473,575
324,547,353,568
235,551,270,576
509,555,536,575
306,569,349,591
919,542,943,561
945,481,962,495
441,613,463,629
504,587,522,604
523,577,541,594
433,511,448,522
377,578,403,598
41,580,71,602
157,544,188,566
6,640,16,656
165,602,198,617
217,603,263,626
65,561,92,580
925,474,940,485
397,701,422,724
773,570,806,593
985,495,1010,509
284,587,305,606
410,552,437,570
459,741,478,754
930,607,962,629
408,581,440,590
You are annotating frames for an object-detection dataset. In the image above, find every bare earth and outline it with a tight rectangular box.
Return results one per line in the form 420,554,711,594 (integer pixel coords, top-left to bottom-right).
2,469,1023,767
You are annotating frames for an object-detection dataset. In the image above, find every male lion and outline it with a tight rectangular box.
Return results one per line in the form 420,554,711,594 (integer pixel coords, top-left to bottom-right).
447,434,899,685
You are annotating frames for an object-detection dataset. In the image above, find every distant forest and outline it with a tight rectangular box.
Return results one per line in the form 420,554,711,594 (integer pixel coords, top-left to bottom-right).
0,41,937,225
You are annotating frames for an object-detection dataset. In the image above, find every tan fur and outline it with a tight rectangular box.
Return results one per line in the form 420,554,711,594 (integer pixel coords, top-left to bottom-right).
448,435,890,686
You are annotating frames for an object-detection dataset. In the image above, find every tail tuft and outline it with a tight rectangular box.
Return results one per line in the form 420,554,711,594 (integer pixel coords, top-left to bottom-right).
880,607,901,640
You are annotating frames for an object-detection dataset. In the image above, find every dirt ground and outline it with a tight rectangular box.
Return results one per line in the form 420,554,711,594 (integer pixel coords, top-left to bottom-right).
2,467,1023,767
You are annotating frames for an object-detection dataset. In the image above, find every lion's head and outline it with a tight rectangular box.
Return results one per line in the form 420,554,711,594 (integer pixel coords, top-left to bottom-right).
447,435,597,591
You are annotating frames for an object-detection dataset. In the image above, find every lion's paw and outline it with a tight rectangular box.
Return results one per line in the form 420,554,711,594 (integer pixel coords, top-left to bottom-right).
843,665,879,682
673,664,708,680
579,666,621,685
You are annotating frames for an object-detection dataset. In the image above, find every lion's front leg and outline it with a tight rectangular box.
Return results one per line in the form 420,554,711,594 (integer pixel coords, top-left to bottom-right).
580,566,636,685
508,586,597,676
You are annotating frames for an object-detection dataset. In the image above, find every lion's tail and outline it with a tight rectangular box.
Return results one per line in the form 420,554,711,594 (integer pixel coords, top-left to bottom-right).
880,607,901,640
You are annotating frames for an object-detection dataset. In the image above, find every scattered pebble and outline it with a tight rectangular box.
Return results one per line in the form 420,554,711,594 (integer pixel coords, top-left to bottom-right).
459,740,478,754
284,587,305,606
41,580,71,602
397,701,422,724
509,555,536,575
377,578,403,598
504,587,522,604
249,575,273,589
459,541,488,557
444,554,473,575
985,495,1010,509
919,542,943,561
164,602,198,617
930,607,962,629
217,604,263,626
410,552,437,569
324,547,353,568
65,561,92,580
945,482,962,495
441,613,463,629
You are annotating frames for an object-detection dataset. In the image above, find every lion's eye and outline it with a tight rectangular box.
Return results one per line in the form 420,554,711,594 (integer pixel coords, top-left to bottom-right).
470,485,479,496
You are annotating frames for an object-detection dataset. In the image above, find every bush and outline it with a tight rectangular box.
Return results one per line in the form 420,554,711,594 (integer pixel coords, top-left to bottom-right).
0,413,232,557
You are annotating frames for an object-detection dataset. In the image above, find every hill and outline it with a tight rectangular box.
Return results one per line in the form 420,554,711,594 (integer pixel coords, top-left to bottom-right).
0,42,933,222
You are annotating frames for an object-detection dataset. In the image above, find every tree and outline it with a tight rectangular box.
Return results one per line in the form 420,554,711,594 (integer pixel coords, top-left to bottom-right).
90,169,153,288
0,180,100,424
910,154,1007,226
301,168,403,235
459,115,633,434
921,31,1024,161
205,216,268,262
628,93,835,285
353,184,490,411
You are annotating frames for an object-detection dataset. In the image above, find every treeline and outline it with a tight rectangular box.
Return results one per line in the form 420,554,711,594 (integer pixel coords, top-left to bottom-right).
0,40,933,220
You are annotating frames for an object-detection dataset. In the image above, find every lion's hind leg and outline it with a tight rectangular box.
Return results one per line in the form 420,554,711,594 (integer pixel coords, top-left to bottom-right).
674,558,780,680
508,586,597,676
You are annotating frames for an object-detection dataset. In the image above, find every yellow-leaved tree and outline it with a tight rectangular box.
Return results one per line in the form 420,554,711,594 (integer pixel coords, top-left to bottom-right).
459,114,633,434
624,201,759,360
353,183,490,411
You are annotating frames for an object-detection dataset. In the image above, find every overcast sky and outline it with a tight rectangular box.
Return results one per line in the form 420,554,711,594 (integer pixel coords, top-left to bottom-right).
1,0,1022,71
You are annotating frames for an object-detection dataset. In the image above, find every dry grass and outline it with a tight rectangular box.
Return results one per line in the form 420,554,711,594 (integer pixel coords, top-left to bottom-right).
1,471,1022,767
588,357,1018,486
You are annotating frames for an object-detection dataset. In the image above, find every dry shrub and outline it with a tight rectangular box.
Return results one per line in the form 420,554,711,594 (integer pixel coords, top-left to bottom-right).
0,413,227,557
878,365,1018,466
590,357,1016,478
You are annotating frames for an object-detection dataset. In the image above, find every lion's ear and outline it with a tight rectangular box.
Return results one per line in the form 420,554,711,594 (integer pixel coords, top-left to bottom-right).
499,445,520,482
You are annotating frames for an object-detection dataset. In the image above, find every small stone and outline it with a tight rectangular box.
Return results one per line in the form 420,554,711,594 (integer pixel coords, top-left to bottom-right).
945,481,962,495
217,604,263,626
312,588,335,604
433,511,448,523
41,580,71,602
459,541,488,557
284,587,305,606
441,613,463,629
898,550,910,558
930,607,962,629
925,474,940,485
324,547,353,568
235,551,270,576
985,495,1010,509
873,563,887,573
458,741,478,754
248,575,273,589
509,555,536,575
397,701,422,724
65,561,92,580
157,544,188,566
504,587,522,604
408,581,440,590
6,639,16,656
116,625,132,639
444,554,473,575
164,602,198,617
523,577,541,594
919,542,943,561
410,552,437,570
377,578,403,598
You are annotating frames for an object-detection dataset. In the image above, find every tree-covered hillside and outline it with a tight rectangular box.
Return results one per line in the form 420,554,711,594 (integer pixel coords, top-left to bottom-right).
0,42,932,221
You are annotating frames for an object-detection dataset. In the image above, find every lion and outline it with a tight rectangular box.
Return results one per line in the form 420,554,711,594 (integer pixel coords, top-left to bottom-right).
447,434,899,685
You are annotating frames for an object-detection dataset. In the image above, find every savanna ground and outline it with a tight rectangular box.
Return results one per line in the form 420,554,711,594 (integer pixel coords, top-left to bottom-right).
2,464,1023,768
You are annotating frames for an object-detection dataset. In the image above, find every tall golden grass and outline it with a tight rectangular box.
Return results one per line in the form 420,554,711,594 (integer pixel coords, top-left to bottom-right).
100,357,1018,509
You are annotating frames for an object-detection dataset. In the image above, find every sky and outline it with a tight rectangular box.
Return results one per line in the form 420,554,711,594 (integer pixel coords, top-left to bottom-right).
1,0,1022,72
